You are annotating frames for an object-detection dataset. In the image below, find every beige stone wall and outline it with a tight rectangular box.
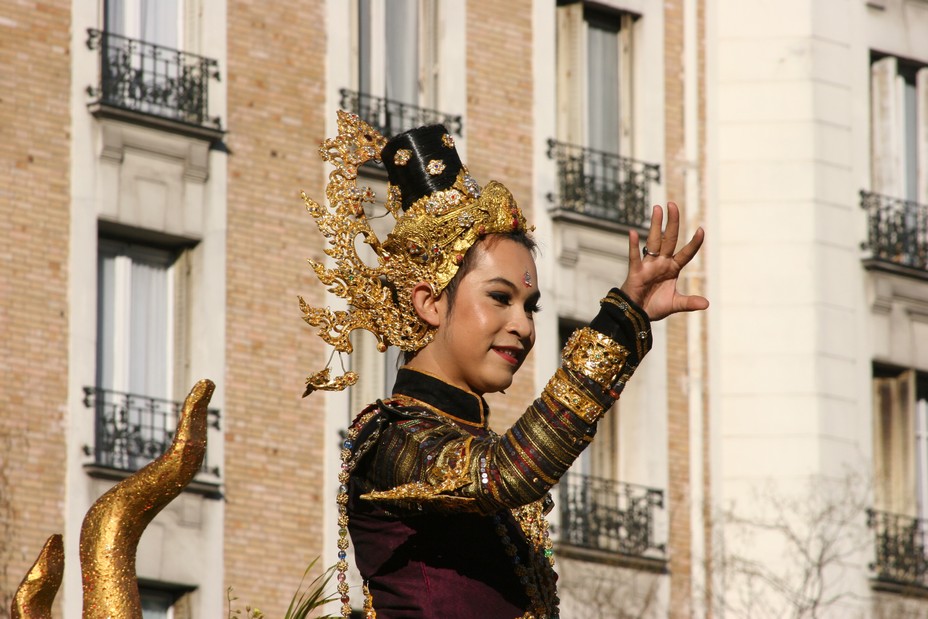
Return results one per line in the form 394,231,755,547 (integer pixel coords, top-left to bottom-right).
0,1,71,614
223,1,329,614
467,0,538,431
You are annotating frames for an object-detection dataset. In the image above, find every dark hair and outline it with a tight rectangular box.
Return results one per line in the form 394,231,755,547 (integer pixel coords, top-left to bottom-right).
381,124,462,210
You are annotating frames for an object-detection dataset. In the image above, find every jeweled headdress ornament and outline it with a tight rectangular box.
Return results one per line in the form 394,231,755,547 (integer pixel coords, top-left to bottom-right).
299,111,530,394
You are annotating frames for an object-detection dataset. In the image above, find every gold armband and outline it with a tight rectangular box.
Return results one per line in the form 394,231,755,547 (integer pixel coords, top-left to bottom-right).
543,368,606,423
561,327,629,389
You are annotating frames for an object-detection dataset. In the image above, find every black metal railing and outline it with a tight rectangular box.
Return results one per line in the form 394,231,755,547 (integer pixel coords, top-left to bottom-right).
867,508,928,587
86,29,221,128
339,89,462,138
547,139,660,227
861,190,928,271
558,472,665,557
83,386,221,477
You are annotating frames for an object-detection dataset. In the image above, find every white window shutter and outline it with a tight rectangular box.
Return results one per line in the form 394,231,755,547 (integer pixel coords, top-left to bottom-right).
619,13,634,155
557,2,585,145
871,56,901,196
917,67,928,205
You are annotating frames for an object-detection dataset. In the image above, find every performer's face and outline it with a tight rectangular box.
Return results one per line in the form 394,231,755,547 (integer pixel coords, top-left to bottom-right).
431,238,540,395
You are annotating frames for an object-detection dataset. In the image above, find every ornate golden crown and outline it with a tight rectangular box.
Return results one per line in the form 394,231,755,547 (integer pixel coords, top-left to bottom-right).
299,111,530,394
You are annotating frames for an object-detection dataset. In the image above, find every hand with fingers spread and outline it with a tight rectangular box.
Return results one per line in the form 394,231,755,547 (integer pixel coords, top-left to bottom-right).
620,202,709,321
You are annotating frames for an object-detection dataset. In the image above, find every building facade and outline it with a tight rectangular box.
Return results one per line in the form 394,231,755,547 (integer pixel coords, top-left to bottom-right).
5,0,926,618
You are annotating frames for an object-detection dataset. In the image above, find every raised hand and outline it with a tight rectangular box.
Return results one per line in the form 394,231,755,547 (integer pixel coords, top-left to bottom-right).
620,202,708,321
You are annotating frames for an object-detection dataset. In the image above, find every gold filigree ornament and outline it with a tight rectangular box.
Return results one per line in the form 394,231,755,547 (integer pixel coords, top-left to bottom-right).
299,111,531,394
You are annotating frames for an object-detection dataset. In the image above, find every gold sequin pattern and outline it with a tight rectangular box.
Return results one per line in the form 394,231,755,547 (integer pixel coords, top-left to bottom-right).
79,380,214,619
12,534,63,619
543,368,607,423
561,327,629,389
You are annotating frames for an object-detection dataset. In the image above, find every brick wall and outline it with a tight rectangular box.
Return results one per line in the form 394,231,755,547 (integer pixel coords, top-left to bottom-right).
0,2,71,615
224,2,329,614
466,0,536,431
663,0,694,616
697,1,712,615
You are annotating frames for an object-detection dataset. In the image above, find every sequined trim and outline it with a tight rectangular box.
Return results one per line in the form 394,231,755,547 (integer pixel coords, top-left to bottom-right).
561,327,629,389
543,368,605,424
602,290,651,360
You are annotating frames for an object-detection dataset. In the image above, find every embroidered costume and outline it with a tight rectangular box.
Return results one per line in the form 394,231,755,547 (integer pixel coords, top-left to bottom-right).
300,114,652,618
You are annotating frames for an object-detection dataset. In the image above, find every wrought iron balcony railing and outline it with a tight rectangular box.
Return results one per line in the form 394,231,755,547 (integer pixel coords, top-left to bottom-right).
86,29,221,129
861,190,928,272
339,89,462,139
547,139,660,228
867,508,928,588
83,386,221,478
558,472,665,558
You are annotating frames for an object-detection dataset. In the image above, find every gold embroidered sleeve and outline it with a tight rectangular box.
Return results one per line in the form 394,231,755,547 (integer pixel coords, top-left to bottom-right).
357,289,653,513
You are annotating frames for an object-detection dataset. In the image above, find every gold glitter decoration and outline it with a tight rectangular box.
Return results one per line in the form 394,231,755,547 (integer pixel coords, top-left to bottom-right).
441,133,454,148
426,159,446,175
302,366,359,396
80,379,214,619
561,327,629,389
543,368,605,423
12,534,63,619
393,148,411,166
299,111,530,388
361,436,476,508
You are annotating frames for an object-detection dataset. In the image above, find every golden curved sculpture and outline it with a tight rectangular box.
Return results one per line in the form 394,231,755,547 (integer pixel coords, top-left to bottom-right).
79,379,215,619
11,534,64,619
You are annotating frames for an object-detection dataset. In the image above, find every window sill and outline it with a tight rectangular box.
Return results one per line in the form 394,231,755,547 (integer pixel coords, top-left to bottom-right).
84,463,223,500
554,542,668,573
863,258,928,283
89,102,226,145
871,577,928,600
549,207,645,236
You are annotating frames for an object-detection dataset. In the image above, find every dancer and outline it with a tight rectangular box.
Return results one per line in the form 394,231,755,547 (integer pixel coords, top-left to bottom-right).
300,112,707,619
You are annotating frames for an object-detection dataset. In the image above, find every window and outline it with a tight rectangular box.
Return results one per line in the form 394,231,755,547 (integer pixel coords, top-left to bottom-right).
106,0,184,48
357,0,438,108
345,0,460,137
870,55,927,203
559,320,618,480
556,1,633,154
91,237,195,473
89,0,220,128
869,366,928,586
138,583,193,619
871,366,928,517
549,2,657,227
97,239,178,400
556,319,665,559
141,588,174,619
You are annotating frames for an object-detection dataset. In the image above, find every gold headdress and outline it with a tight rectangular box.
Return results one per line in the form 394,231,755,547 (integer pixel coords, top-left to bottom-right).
299,111,530,394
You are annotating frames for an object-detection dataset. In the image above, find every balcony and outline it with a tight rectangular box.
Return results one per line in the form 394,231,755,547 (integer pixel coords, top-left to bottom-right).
83,386,221,494
867,508,928,590
861,191,928,278
86,29,222,139
546,140,660,229
339,89,462,139
557,472,665,566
